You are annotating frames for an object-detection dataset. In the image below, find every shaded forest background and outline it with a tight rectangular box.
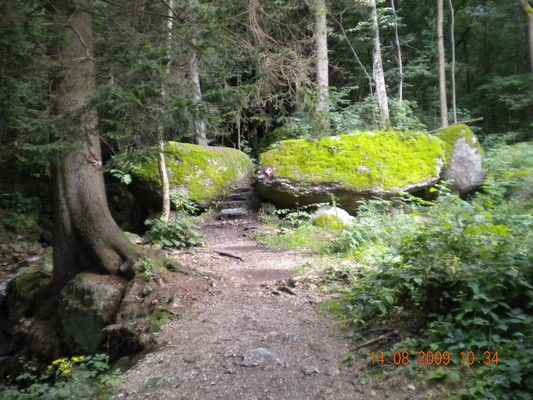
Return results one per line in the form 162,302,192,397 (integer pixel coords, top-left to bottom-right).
0,0,531,171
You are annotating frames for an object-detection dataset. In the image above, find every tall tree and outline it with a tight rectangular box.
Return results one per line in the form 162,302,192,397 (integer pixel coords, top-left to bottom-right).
437,0,448,127
158,0,174,223
369,0,391,129
188,0,208,145
391,0,403,102
314,0,330,132
48,0,141,287
520,0,533,72
448,0,457,123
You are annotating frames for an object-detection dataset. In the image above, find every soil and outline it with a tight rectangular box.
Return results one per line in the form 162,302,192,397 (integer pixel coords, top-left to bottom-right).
116,217,436,400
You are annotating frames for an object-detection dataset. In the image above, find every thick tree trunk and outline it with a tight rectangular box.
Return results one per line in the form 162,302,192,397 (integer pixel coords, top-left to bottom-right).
437,0,449,127
391,0,403,102
369,0,391,129
49,0,142,287
520,0,533,72
448,0,457,123
314,0,330,133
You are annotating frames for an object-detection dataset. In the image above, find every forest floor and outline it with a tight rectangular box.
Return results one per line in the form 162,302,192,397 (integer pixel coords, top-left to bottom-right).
116,216,427,400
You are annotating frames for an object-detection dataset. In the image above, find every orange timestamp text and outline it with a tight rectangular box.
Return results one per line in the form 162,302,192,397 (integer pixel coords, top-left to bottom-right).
370,350,499,367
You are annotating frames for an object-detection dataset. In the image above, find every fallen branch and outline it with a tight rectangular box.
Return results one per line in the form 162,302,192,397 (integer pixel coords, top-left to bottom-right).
214,251,245,262
354,332,397,350
429,117,484,134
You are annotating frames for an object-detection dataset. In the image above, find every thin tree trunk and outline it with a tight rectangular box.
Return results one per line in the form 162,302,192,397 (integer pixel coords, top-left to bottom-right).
448,0,457,123
158,0,174,223
49,0,142,288
520,0,533,72
190,49,207,145
369,0,391,129
391,0,403,102
314,0,330,133
335,17,373,95
437,0,448,127
189,0,208,145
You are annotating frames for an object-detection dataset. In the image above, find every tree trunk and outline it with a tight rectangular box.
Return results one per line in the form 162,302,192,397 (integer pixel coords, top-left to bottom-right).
158,0,174,222
189,0,208,145
190,48,208,145
369,0,391,129
49,0,142,288
437,0,448,128
448,0,457,123
521,0,533,72
391,0,403,102
314,0,330,133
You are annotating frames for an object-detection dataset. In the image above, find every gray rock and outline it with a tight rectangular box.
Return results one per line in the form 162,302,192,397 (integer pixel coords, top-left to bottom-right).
311,206,354,225
241,348,281,367
60,273,127,353
219,207,249,220
260,202,277,215
443,137,486,195
302,365,320,375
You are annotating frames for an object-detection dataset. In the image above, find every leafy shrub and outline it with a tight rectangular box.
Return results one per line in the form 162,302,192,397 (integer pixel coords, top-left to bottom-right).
144,218,203,249
0,354,121,400
330,188,532,399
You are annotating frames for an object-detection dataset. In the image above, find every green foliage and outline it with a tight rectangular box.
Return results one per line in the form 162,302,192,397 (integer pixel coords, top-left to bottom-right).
330,93,426,132
0,354,122,400
260,131,444,191
319,141,533,399
144,218,203,249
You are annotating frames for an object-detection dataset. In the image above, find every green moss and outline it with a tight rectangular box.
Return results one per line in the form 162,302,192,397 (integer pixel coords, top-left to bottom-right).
132,143,254,206
260,131,444,191
255,225,336,253
149,308,173,332
312,214,347,231
436,124,480,162
12,263,52,303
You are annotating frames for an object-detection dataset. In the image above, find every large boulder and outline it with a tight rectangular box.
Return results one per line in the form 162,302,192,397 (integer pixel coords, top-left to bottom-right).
257,131,445,212
60,273,127,354
437,124,485,195
130,143,254,209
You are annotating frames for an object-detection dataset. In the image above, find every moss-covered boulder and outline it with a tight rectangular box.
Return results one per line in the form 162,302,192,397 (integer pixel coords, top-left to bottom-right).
257,131,445,212
437,124,485,195
60,273,127,354
131,143,254,209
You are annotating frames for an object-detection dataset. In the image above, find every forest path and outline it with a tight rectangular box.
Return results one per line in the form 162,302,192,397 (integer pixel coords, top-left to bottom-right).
117,217,380,400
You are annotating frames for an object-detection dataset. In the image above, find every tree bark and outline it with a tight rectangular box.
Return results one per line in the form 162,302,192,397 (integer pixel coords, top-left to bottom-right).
520,0,533,72
391,0,403,102
158,0,174,222
49,0,142,288
314,0,330,133
189,0,208,145
369,0,391,129
448,0,457,123
189,48,208,145
437,0,449,128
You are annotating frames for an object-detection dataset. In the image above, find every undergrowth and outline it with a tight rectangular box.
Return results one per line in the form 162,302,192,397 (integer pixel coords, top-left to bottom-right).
0,354,121,400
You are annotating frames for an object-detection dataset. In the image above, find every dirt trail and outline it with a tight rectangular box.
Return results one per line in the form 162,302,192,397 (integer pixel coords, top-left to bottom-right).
117,218,378,400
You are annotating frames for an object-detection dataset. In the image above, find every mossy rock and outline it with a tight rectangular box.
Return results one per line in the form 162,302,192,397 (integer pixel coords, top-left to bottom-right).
6,253,53,322
437,124,485,194
257,131,445,212
60,273,127,354
312,214,347,231
131,143,254,209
